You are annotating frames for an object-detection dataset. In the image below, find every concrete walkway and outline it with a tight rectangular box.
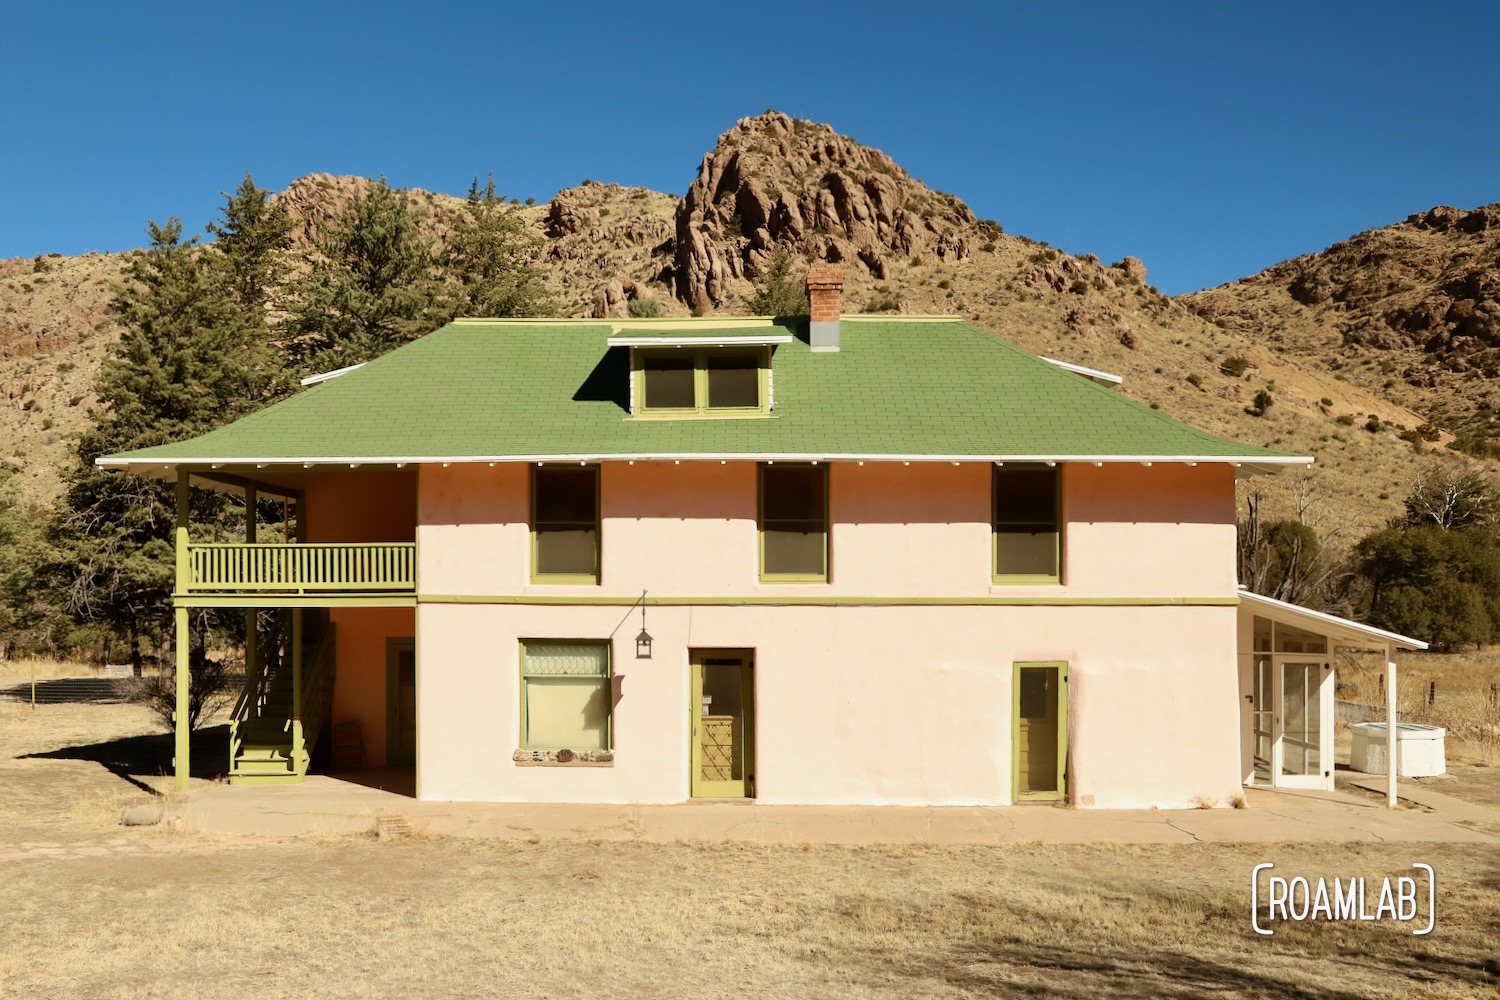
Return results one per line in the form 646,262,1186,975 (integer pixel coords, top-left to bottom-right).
161,774,1500,845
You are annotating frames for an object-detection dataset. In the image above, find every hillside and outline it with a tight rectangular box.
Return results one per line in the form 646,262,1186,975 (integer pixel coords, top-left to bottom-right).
2,111,1491,542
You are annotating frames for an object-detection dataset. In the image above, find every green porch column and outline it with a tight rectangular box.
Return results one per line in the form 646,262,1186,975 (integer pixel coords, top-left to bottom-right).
174,469,190,791
244,485,257,696
291,607,303,769
174,605,190,791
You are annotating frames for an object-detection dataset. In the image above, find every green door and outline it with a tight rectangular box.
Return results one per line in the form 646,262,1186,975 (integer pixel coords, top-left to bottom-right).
386,638,416,767
1013,662,1068,802
690,649,755,798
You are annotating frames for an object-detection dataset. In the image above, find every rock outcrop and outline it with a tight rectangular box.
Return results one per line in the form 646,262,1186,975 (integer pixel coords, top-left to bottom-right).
671,111,978,309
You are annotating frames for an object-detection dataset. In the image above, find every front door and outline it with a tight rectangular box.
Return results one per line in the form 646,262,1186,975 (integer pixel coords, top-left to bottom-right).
1013,662,1068,802
386,638,416,767
690,649,755,798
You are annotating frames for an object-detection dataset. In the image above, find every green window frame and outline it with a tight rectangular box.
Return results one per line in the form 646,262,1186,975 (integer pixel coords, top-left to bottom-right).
520,641,611,751
993,464,1062,583
758,463,829,582
633,346,770,418
531,465,600,584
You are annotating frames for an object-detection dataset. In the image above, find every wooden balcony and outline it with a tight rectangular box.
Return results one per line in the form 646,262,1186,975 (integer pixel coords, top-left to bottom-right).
181,543,416,595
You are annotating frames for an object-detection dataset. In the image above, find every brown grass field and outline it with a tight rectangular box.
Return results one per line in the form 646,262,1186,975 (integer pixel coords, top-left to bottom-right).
2,680,1499,998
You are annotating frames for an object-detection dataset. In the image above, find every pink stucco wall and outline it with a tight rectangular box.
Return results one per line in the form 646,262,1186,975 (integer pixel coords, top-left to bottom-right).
303,470,417,543
388,458,1245,807
416,602,1241,808
415,460,1237,599
328,606,415,768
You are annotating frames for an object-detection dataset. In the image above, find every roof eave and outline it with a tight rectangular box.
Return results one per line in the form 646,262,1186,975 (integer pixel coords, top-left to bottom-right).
98,453,1313,475
1239,589,1429,651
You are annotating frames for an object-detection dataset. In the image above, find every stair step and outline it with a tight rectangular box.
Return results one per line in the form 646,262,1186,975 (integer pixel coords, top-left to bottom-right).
232,759,295,775
229,772,303,786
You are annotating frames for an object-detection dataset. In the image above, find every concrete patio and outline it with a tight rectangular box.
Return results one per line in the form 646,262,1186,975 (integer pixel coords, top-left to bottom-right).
159,771,1500,845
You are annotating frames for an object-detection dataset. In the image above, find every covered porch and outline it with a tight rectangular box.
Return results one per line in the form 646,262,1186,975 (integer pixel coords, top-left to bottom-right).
1237,590,1428,808
166,466,418,790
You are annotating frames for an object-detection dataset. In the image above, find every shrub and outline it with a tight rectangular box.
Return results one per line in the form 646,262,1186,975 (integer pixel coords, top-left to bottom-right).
1320,397,1333,407
1336,414,1356,426
126,649,235,732
1366,415,1383,433
1220,355,1250,378
1248,389,1274,417
627,298,665,319
1186,373,1203,388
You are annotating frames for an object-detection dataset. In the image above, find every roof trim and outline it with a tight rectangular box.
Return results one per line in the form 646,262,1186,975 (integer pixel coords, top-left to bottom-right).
100,452,1314,471
1240,590,1428,650
606,334,795,348
299,362,366,386
1040,356,1124,386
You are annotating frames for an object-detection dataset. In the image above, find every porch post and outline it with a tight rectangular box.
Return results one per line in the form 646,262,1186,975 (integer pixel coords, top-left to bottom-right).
291,608,304,770
174,469,191,792
243,486,257,697
174,468,190,595
1385,644,1398,809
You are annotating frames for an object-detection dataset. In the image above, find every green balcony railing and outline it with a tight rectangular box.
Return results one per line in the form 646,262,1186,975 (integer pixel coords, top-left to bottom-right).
184,543,416,594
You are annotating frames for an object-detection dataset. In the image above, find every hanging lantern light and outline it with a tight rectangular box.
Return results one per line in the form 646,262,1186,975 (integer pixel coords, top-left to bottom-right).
635,591,653,658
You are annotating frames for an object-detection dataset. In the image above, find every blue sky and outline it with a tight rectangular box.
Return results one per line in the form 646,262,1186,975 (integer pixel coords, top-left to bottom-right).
2,1,1496,294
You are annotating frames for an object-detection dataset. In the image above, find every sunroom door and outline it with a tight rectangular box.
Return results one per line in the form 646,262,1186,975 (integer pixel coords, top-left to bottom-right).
1271,656,1332,790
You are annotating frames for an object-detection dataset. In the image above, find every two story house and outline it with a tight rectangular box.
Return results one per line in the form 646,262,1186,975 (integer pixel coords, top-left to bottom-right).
101,266,1422,809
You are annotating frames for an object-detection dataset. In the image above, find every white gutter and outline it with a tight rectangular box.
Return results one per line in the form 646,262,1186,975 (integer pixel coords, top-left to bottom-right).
299,363,366,386
100,453,1314,473
1040,357,1124,386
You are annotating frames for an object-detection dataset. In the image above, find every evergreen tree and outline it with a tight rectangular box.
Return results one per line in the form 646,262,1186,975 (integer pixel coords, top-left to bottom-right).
206,173,294,314
444,174,553,319
285,177,448,373
47,218,275,665
746,247,809,316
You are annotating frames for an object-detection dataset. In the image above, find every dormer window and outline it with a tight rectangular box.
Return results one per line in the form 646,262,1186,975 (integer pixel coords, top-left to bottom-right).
636,347,768,416
607,327,792,419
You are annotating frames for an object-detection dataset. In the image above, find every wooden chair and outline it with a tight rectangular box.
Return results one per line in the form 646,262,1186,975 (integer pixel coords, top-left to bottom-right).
331,721,366,771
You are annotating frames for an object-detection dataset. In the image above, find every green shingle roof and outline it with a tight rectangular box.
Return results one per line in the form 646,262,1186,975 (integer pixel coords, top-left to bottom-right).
99,317,1309,468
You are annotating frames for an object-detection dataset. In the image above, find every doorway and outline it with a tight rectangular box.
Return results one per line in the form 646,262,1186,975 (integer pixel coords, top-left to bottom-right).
386,638,416,767
1013,662,1068,802
1248,617,1333,790
690,649,755,798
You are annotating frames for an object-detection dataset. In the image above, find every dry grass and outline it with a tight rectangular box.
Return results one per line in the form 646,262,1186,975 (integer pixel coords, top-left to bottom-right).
1,838,1497,998
0,657,103,682
1340,650,1500,763
1,700,1499,997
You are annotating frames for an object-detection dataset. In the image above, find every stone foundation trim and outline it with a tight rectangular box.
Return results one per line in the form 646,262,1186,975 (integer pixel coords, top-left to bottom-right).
512,748,614,766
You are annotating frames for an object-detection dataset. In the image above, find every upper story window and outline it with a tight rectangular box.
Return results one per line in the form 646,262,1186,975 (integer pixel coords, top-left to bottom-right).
993,465,1061,584
759,463,829,582
635,347,769,417
532,465,600,584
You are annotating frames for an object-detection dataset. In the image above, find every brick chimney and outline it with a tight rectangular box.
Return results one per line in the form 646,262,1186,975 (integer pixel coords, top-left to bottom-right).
806,263,844,352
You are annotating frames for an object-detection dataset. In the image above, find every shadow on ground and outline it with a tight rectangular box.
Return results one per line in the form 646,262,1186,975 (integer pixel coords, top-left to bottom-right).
326,767,416,797
920,938,1497,999
21,724,231,794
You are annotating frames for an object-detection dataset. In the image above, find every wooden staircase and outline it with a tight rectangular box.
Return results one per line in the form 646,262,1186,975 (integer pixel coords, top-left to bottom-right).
230,615,336,785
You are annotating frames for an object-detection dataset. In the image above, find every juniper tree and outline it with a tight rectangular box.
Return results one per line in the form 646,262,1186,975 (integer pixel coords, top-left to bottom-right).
444,174,553,319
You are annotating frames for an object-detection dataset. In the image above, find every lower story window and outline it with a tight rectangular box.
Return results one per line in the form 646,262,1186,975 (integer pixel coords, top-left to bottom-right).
520,641,611,750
